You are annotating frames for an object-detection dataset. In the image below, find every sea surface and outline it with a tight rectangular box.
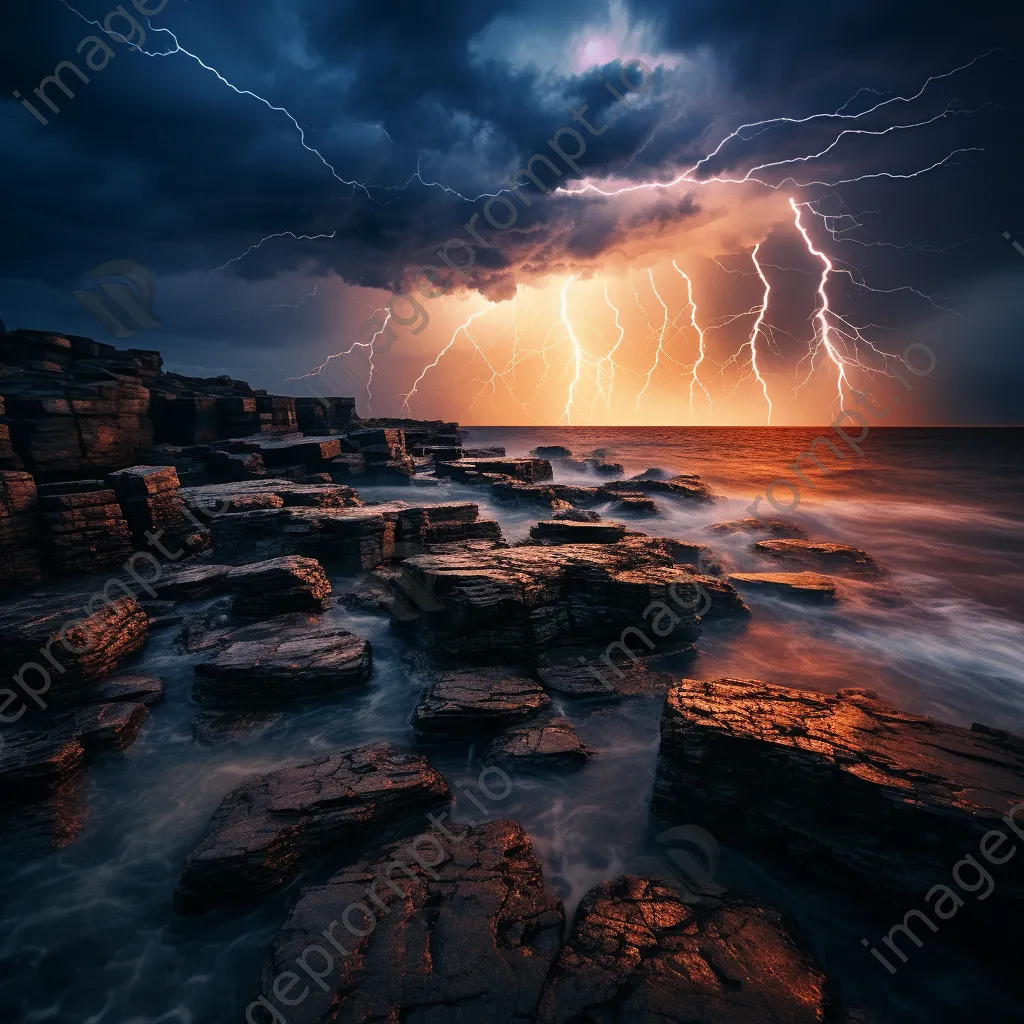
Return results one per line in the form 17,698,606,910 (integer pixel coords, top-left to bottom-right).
2,427,1022,1023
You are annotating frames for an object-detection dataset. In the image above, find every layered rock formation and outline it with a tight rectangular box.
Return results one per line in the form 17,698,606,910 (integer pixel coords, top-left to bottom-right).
37,481,134,575
392,537,746,659
175,742,450,912
486,717,592,766
249,820,564,1023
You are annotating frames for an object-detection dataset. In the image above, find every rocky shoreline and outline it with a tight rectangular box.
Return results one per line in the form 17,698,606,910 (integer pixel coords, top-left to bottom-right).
2,329,1020,1021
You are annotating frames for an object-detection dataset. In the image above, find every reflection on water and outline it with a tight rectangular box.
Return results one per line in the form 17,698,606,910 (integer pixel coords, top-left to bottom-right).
1,427,1022,1023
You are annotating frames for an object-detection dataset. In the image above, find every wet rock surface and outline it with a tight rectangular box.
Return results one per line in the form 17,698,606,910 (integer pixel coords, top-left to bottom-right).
534,875,838,1024
435,456,554,484
192,615,371,704
414,667,551,733
729,571,839,604
535,645,683,698
486,717,592,766
250,820,564,1024
653,677,1024,945
392,537,745,659
754,538,881,574
175,741,450,913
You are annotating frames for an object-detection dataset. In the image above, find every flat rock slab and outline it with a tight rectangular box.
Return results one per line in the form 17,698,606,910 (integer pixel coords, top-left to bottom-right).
754,538,880,574
653,678,1024,948
486,717,592,766
174,741,449,913
435,457,554,483
251,820,564,1024
193,617,372,704
728,571,838,604
711,516,807,538
529,520,628,544
414,668,551,733
610,492,662,515
534,875,837,1024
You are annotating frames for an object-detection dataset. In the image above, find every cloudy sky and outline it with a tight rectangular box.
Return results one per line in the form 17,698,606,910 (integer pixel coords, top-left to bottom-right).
1,1,1020,424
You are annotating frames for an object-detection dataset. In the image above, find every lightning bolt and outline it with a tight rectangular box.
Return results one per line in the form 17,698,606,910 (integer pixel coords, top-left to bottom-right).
670,262,712,419
560,277,585,425
636,270,670,410
790,198,851,410
400,309,489,415
746,244,774,422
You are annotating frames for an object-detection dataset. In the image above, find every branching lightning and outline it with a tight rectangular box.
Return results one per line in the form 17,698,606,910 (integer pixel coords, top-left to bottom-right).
83,1,987,424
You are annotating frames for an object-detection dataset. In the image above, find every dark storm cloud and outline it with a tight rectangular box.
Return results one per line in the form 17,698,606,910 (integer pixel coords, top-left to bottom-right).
0,0,1021,415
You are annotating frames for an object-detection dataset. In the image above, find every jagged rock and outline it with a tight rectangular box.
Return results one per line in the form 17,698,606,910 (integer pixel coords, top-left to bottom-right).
729,571,839,604
107,465,197,551
38,482,134,574
174,742,450,913
534,875,838,1024
0,469,44,586
602,474,716,502
156,555,331,617
711,516,807,539
486,717,592,765
653,678,1024,948
435,457,553,484
250,820,564,1024
413,667,551,733
0,593,148,699
392,538,746,659
192,615,371,704
529,519,628,544
754,538,880,574
531,445,573,459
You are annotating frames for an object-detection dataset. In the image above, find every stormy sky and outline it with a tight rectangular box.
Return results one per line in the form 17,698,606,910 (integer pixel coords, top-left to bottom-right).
0,1,1021,424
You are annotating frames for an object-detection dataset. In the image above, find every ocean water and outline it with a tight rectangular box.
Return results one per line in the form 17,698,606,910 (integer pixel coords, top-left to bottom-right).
2,427,1022,1023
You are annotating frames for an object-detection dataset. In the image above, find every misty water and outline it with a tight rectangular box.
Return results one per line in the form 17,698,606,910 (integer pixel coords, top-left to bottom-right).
2,427,1022,1023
